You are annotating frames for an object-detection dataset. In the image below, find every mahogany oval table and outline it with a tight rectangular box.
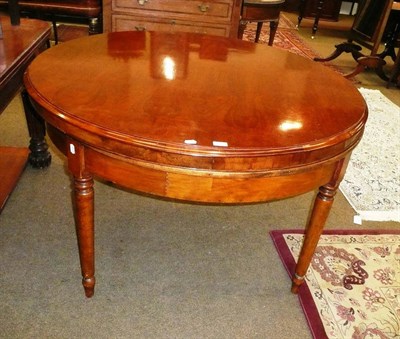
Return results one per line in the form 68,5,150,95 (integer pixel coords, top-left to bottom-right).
24,31,368,298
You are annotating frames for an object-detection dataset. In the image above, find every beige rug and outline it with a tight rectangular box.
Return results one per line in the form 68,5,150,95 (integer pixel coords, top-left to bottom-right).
340,88,400,222
271,230,400,339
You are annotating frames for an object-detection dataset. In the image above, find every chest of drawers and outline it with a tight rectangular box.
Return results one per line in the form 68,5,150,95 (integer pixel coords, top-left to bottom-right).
103,0,242,38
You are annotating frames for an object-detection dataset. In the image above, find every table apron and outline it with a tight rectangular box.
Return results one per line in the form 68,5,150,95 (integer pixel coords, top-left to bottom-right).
59,137,350,204
43,114,363,170
86,150,339,203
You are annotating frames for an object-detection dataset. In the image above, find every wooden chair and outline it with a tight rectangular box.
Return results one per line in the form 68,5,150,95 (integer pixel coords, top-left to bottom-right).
238,0,285,45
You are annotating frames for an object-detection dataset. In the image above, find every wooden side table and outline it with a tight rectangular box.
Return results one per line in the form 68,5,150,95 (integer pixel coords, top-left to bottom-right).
0,17,51,212
24,31,367,297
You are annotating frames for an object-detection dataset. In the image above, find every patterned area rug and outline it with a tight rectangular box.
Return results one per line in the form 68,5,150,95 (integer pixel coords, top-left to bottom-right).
242,14,340,72
243,25,322,60
270,230,400,339
275,13,297,30
340,89,400,222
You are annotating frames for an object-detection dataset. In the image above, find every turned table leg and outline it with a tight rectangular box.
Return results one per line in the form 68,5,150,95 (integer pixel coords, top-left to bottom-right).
74,175,95,297
68,140,95,297
21,89,52,168
292,157,349,293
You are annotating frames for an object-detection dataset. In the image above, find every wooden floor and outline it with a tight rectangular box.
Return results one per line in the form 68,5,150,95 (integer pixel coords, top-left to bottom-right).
0,147,29,213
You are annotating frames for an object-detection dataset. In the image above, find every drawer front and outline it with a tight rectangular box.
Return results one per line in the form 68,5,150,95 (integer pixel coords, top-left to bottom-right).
113,0,233,22
112,14,230,36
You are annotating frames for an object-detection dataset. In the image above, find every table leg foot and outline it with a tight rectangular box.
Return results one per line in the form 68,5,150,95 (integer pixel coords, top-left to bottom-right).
291,274,304,294
82,277,95,298
28,138,52,168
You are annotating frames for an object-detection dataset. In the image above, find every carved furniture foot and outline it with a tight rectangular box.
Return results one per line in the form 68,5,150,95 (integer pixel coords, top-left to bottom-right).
314,42,363,62
344,56,388,81
315,42,389,81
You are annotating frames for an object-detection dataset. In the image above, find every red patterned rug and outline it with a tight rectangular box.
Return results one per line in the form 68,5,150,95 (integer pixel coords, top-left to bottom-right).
242,13,323,60
58,14,320,62
58,14,339,73
243,24,322,60
242,21,346,77
270,230,400,339
241,14,348,78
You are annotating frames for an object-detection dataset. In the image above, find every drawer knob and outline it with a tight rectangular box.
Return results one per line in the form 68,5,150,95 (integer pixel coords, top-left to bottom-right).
137,0,147,5
135,25,146,31
198,3,209,12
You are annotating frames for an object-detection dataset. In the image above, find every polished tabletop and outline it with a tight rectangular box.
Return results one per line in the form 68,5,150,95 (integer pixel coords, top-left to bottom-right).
24,31,368,297
25,31,366,163
0,17,51,212
1,16,50,112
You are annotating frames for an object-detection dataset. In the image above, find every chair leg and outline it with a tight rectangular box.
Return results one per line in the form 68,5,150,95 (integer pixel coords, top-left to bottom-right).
238,20,247,40
268,20,279,46
350,1,356,15
52,19,58,44
255,22,263,43
89,17,102,35
9,0,20,25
